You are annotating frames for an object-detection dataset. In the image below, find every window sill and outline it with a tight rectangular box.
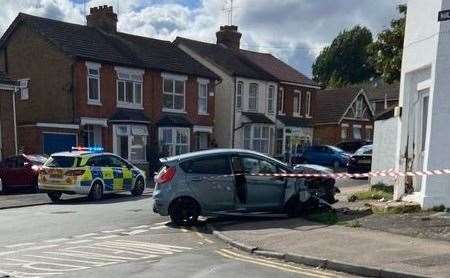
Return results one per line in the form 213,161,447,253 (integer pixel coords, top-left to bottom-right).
162,108,186,114
305,115,312,119
88,101,102,106
278,112,286,116
198,112,209,116
117,103,144,110
293,114,303,118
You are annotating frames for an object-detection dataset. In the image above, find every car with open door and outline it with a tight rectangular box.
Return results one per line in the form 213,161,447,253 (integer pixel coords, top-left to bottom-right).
153,149,338,226
0,154,48,193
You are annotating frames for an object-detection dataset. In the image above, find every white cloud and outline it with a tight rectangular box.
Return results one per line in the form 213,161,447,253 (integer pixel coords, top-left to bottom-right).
0,0,406,76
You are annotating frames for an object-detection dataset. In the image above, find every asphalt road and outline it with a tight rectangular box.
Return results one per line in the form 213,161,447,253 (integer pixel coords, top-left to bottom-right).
0,192,352,278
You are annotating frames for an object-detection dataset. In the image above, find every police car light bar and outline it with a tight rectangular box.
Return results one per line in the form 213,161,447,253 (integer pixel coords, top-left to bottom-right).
71,146,104,152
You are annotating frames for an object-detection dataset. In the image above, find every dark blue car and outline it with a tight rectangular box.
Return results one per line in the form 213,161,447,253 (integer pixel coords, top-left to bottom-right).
297,145,350,169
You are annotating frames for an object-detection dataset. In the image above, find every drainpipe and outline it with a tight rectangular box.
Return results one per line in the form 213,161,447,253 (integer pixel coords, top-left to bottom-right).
231,75,237,148
12,89,18,155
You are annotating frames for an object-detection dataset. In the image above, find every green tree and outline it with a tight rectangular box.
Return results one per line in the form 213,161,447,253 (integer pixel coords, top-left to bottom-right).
312,26,375,88
368,4,407,84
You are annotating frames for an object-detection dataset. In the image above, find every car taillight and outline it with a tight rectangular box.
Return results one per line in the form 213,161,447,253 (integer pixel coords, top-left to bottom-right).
39,168,48,175
155,166,176,184
65,170,86,176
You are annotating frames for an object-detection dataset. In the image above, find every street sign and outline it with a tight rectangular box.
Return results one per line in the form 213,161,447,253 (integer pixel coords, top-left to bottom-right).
438,10,450,21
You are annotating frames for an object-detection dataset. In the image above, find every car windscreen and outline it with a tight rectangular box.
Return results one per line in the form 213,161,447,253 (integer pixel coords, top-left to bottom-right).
328,146,345,153
355,145,373,155
25,155,48,165
44,156,78,168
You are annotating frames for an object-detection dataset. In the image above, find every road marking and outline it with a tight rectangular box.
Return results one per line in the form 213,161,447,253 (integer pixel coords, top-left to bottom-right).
101,229,126,233
204,238,214,244
74,233,98,238
5,243,35,248
180,228,189,233
0,245,59,256
122,229,148,236
67,240,93,244
4,257,91,272
152,221,170,226
25,254,116,267
44,238,69,243
129,225,149,229
93,235,120,240
218,249,337,278
149,226,167,230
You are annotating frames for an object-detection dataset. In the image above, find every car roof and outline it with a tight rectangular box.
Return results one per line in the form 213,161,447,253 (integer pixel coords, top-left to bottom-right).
160,148,282,164
50,151,115,157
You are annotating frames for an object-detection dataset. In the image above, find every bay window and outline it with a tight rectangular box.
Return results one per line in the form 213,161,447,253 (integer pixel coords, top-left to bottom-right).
114,125,148,162
159,127,190,156
116,67,143,109
163,73,186,112
198,79,209,114
87,62,101,105
248,83,258,112
243,125,273,154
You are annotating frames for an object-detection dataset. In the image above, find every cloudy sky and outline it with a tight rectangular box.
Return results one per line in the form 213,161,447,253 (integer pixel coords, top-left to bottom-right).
0,0,405,77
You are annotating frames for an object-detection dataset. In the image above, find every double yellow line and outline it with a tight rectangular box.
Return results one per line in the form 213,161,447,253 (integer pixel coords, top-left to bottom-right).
216,249,340,278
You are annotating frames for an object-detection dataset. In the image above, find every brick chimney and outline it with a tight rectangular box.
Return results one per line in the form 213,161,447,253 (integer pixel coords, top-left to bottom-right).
86,5,117,33
216,25,242,50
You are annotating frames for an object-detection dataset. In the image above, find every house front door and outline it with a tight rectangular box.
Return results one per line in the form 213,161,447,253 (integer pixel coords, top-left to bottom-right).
413,89,430,192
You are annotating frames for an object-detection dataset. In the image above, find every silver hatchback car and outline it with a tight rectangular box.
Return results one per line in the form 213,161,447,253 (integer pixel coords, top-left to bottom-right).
153,149,328,226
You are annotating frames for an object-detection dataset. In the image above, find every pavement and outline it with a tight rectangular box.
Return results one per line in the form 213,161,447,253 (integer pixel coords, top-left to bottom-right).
0,192,348,278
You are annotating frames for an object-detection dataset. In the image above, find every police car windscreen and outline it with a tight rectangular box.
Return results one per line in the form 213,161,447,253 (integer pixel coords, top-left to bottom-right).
44,156,78,168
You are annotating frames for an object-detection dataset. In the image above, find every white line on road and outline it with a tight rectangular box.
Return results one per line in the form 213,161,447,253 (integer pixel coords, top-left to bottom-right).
180,228,189,233
149,226,167,230
101,229,126,233
122,229,148,236
0,245,59,256
5,242,35,248
74,233,98,238
45,238,70,243
204,238,214,244
152,221,170,226
67,240,93,244
93,235,120,240
129,225,149,229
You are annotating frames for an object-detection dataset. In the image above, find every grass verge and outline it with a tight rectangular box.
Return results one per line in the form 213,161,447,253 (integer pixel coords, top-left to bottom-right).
349,184,393,202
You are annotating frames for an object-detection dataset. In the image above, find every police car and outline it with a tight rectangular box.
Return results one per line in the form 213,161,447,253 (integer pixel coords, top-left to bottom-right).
38,147,146,202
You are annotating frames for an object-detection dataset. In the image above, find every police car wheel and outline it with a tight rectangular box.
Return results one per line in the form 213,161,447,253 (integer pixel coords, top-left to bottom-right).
48,192,62,202
131,178,145,197
89,182,104,201
169,197,200,227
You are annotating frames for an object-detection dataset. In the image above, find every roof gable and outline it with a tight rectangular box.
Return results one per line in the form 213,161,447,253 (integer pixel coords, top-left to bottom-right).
0,13,218,79
175,37,276,81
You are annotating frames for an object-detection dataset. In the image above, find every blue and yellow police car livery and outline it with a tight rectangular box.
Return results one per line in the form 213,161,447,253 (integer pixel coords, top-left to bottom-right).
38,147,146,202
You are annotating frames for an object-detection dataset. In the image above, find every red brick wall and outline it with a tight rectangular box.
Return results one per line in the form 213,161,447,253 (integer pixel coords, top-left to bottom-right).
0,89,16,158
279,83,316,118
314,120,374,146
17,126,81,154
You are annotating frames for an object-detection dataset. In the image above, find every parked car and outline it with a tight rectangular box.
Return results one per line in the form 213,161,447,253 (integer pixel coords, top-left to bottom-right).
296,145,350,169
336,140,372,154
293,164,338,204
347,145,373,174
38,147,146,202
153,149,339,226
0,154,48,193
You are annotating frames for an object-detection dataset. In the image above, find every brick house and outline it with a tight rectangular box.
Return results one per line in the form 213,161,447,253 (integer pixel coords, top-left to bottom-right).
0,71,18,160
175,25,318,158
0,6,218,171
361,81,400,116
313,88,375,146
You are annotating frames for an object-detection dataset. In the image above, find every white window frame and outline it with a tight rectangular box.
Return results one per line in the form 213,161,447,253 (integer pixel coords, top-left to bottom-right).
352,124,362,140
115,67,144,109
243,125,273,154
305,91,312,118
248,83,258,112
158,127,190,156
197,78,209,115
341,123,349,140
293,90,302,117
86,62,101,105
162,73,187,113
113,124,148,163
267,85,275,114
365,125,373,141
236,81,243,111
278,87,285,115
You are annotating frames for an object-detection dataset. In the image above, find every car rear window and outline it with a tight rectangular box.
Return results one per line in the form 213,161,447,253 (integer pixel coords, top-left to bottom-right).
181,156,231,175
44,156,78,168
25,155,48,165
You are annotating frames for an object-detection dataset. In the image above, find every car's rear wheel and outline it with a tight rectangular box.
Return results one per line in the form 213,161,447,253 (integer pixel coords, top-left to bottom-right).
47,192,62,202
169,197,200,227
131,177,145,196
89,182,104,201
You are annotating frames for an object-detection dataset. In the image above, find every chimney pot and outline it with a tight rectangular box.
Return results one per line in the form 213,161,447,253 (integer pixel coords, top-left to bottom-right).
86,5,117,33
